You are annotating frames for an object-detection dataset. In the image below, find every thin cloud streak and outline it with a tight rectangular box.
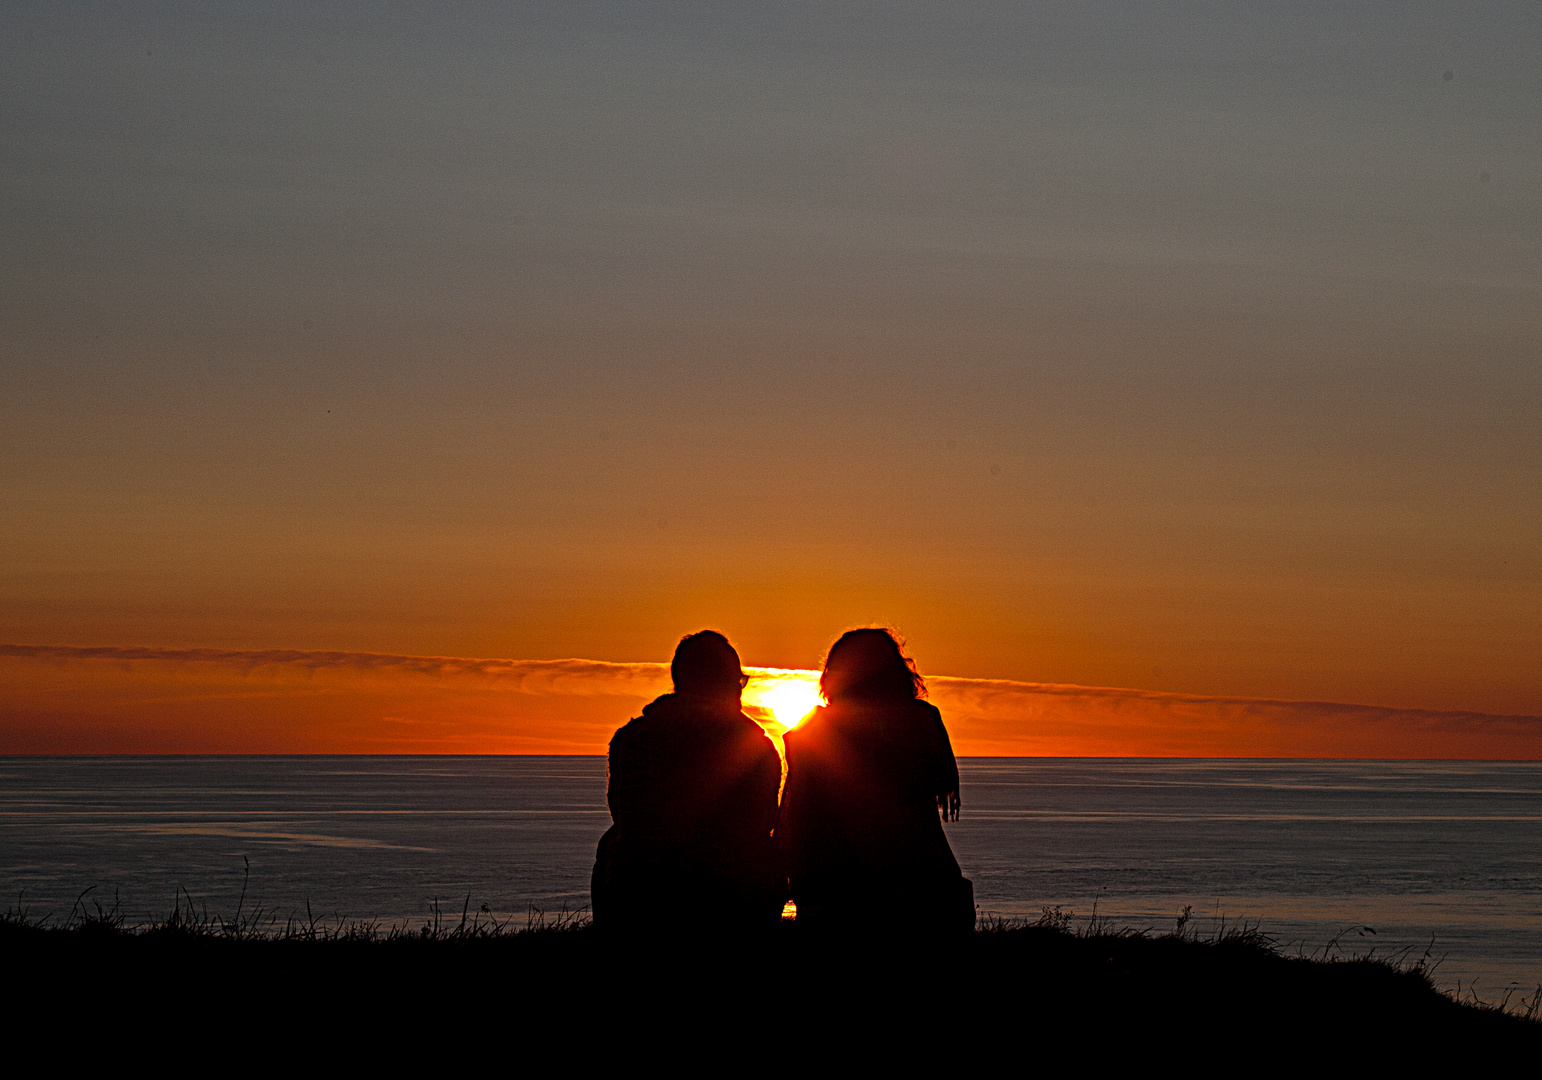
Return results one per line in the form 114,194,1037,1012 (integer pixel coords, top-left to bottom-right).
0,643,671,696
927,675,1542,733
4,643,1540,758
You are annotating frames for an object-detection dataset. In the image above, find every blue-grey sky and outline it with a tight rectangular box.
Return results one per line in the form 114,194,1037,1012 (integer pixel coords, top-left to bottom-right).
3,2,1539,714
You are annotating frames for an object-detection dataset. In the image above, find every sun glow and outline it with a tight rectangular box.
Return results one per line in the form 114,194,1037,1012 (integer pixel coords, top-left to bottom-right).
751,675,823,729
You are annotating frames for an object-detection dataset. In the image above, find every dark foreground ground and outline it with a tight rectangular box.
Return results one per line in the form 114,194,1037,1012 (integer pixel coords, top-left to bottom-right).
3,904,1537,1062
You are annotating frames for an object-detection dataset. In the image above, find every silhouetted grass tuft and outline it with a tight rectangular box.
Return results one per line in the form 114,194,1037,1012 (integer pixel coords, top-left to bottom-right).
969,899,1541,1032
4,888,1538,1050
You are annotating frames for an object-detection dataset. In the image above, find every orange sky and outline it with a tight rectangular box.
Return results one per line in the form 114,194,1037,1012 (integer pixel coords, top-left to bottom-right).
4,644,1538,758
3,8,1539,748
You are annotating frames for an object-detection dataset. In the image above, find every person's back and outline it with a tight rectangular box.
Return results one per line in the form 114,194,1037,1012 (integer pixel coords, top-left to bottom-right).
778,629,973,931
592,631,783,931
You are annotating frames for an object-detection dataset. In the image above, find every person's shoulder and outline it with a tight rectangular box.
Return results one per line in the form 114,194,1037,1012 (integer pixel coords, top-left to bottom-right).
731,711,780,750
780,711,810,747
885,698,945,739
607,716,642,755
786,706,830,734
910,698,948,734
608,694,673,751
913,699,943,721
732,710,766,732
782,707,832,750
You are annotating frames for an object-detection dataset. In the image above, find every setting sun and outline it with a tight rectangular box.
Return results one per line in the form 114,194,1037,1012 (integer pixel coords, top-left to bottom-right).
752,676,823,729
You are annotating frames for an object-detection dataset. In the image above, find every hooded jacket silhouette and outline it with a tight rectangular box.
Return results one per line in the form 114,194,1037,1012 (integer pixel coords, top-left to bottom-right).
591,636,783,930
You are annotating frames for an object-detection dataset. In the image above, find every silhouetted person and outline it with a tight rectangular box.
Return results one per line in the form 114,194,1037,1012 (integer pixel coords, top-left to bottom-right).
591,631,784,932
778,628,973,931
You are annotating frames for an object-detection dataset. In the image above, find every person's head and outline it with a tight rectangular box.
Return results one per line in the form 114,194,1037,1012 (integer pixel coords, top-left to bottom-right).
819,628,926,704
670,630,748,703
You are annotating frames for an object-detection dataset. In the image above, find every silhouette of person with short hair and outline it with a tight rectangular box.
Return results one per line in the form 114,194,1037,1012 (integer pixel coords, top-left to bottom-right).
591,631,784,931
777,628,974,931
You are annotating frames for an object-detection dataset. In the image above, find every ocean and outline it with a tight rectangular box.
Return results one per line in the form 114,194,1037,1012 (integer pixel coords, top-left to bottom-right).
2,756,1538,995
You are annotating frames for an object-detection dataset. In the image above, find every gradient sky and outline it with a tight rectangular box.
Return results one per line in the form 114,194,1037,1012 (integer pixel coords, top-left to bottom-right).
3,3,1540,749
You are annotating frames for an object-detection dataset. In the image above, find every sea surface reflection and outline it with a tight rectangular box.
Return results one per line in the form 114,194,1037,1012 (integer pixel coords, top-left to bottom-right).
2,757,1538,994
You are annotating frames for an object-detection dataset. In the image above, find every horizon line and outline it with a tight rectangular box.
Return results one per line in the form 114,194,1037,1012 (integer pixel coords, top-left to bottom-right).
4,641,1538,724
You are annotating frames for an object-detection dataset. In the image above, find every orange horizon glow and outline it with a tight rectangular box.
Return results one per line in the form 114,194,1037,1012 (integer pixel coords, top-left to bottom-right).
2,644,1539,760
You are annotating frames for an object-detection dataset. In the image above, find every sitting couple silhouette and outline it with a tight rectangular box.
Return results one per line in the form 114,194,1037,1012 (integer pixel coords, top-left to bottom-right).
591,628,974,933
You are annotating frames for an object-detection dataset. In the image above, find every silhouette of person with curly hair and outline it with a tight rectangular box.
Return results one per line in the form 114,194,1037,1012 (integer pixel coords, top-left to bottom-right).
778,628,973,931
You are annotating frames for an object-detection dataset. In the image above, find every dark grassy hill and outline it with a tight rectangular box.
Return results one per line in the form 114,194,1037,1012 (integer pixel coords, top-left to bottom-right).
3,900,1535,1060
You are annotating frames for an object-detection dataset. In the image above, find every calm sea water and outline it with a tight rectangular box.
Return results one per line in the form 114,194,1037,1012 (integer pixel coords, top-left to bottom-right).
2,757,1539,995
